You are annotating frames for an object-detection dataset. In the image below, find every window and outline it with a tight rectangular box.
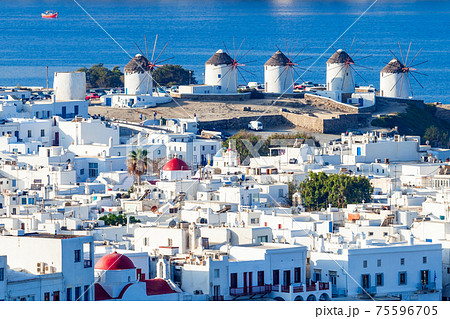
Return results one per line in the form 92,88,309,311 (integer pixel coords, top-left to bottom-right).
377,259,381,267
84,286,89,301
400,258,405,265
75,287,81,301
22,197,26,205
211,146,214,150
361,274,370,289
423,256,427,264
278,189,284,197
214,269,220,278
363,260,368,268
368,232,374,236
376,273,384,286
257,271,264,286
80,169,85,175
168,238,173,247
218,74,221,78
44,292,50,301
421,270,429,285
230,273,238,288
202,146,205,151
273,270,280,285
74,249,81,263
257,235,268,243
144,237,149,246
88,163,98,178
250,218,259,224
399,272,407,285
0,268,4,281
383,232,388,236
294,267,301,283
27,130,32,138
41,129,45,137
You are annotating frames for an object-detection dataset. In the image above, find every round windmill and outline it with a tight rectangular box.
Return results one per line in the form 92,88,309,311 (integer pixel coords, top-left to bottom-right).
326,38,371,95
204,38,255,93
264,42,310,94
380,42,427,98
124,35,173,95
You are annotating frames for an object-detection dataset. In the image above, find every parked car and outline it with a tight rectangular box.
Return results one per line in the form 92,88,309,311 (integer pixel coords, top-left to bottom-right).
86,93,100,100
248,120,263,131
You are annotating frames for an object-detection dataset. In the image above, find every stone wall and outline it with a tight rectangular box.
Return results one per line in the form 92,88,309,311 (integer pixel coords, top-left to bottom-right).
171,92,251,102
281,111,368,134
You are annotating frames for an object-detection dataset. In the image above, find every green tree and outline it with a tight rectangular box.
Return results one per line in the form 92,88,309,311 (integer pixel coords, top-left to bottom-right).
298,172,373,211
424,125,449,147
99,213,141,226
152,64,197,86
78,63,123,88
127,149,148,185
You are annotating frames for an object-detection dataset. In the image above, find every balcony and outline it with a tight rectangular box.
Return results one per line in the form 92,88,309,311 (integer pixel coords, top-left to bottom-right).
358,286,377,298
271,282,333,301
229,284,272,296
417,282,437,291
84,259,92,268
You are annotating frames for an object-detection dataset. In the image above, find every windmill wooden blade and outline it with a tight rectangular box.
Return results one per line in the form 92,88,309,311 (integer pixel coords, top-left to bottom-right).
151,35,158,63
409,60,428,68
274,66,288,83
409,71,424,88
154,42,169,65
410,70,428,77
352,42,367,57
340,64,349,91
292,45,308,62
145,35,149,60
407,48,423,67
236,48,253,63
156,57,175,64
236,38,245,62
293,68,306,84
390,73,404,92
400,72,405,94
398,42,405,64
135,43,146,58
136,72,149,90
349,36,356,55
220,65,233,85
353,55,372,62
330,65,345,84
237,68,249,85
406,73,413,96
240,68,258,78
222,41,232,57
389,49,401,61
343,38,346,52
351,65,367,83
405,41,412,65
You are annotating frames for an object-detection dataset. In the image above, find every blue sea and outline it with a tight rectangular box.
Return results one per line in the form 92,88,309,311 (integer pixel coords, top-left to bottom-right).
0,0,448,103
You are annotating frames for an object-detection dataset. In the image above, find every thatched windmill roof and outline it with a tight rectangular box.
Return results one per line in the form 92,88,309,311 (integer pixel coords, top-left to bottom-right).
265,50,290,66
124,54,150,74
205,49,234,66
381,58,405,74
327,49,354,64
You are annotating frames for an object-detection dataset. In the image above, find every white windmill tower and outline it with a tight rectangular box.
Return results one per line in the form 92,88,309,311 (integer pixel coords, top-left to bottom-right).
264,44,310,94
326,49,356,93
264,50,293,94
205,38,255,93
380,42,427,98
124,35,173,95
205,49,237,93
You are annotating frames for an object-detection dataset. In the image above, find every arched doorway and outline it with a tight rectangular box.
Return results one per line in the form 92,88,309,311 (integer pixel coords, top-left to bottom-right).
319,293,331,301
294,296,304,301
307,294,317,301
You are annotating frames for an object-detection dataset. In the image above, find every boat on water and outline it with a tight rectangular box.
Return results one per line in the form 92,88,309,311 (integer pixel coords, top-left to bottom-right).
41,10,58,18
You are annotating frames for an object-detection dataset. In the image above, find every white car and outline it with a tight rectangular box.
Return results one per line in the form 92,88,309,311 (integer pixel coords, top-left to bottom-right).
248,121,263,131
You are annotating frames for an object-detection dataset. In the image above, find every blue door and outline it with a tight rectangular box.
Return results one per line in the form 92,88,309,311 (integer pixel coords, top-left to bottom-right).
106,98,111,106
357,147,361,156
62,106,66,118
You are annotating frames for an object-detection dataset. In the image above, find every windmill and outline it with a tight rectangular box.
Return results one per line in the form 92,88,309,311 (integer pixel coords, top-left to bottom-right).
204,38,256,93
264,41,311,94
326,38,372,95
380,42,427,98
123,35,173,95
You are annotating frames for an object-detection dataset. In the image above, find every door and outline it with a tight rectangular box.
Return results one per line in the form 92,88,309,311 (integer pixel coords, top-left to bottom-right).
243,272,248,294
213,285,220,297
106,98,111,106
248,272,253,293
54,132,59,146
421,270,429,285
61,106,66,118
283,270,291,286
74,105,79,115
362,274,370,289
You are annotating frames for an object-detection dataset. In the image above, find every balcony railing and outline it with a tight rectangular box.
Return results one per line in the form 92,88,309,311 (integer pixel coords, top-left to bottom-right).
319,282,330,290
230,284,272,296
272,282,331,294
417,282,437,291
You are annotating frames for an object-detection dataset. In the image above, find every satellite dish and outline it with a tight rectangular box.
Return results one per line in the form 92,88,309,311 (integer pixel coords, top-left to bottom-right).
168,219,177,228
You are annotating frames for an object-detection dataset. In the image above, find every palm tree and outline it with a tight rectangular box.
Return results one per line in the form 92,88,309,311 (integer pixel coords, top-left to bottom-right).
127,148,148,185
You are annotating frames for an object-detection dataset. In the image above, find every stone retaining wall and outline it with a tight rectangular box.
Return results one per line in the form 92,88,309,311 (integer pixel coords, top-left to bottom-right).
171,92,251,101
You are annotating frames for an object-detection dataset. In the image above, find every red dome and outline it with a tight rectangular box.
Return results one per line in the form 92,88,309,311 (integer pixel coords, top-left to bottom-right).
95,252,135,270
163,158,190,171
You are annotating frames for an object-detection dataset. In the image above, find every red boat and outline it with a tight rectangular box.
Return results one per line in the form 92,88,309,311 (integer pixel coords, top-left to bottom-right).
42,11,58,19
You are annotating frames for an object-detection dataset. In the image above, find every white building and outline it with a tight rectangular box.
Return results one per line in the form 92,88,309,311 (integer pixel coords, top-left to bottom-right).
380,58,409,98
326,49,355,94
264,50,293,94
204,49,237,94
